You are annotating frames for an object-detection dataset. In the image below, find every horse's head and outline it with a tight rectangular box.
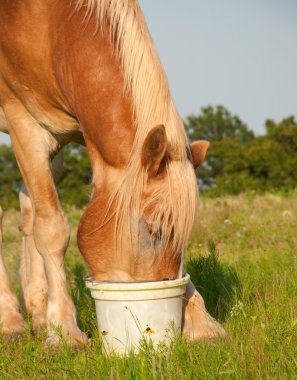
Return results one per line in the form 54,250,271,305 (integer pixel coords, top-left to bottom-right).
136,125,209,279
78,126,208,281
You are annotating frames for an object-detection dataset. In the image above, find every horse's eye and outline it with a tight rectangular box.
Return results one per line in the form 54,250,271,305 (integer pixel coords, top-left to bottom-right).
138,218,162,250
147,223,162,241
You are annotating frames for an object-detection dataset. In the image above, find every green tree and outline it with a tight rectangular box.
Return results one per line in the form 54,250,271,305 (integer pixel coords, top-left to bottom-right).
58,144,91,207
185,106,254,190
185,105,254,143
185,107,297,195
198,137,246,190
0,143,91,209
264,116,297,187
265,116,297,152
0,144,22,209
209,137,288,195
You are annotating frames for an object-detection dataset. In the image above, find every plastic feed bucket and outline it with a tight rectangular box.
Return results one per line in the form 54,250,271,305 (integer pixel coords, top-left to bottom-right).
85,274,190,354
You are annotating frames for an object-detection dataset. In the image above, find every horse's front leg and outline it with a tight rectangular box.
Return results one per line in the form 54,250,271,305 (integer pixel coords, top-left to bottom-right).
6,103,87,346
19,187,48,330
19,152,64,331
0,206,26,340
182,280,227,340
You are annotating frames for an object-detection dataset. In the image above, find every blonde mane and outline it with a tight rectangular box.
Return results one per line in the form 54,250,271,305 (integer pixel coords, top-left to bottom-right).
76,0,198,257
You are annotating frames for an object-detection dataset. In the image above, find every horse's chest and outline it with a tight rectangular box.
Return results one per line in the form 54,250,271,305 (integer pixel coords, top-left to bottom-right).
0,75,81,140
1,91,81,140
20,93,80,137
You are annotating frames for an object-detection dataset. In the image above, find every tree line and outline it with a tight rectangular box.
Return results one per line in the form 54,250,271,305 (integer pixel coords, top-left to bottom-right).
1,105,296,208
186,106,297,196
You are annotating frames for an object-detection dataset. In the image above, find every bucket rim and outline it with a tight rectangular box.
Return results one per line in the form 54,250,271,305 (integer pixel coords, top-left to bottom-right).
85,273,190,292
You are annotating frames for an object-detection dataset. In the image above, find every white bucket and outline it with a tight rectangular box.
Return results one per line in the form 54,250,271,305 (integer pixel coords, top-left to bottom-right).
85,274,190,354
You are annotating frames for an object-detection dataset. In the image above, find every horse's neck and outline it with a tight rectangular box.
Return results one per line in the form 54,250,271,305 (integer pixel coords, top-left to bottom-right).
53,4,135,175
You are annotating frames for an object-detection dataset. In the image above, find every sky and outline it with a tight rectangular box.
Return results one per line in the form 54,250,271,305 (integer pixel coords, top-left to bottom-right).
1,0,296,144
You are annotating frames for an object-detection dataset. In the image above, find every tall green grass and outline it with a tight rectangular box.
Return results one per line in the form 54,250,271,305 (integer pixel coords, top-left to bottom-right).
0,194,296,379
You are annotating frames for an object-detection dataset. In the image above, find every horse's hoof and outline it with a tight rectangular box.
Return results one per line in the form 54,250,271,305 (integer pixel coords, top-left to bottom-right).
44,327,88,349
2,329,26,343
1,314,26,342
44,330,61,347
65,329,89,348
183,317,227,341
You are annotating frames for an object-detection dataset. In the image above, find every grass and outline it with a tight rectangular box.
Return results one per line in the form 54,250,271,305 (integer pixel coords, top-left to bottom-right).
0,193,297,379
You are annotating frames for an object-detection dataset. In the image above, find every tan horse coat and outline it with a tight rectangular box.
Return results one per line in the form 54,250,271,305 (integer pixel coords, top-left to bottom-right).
0,0,225,344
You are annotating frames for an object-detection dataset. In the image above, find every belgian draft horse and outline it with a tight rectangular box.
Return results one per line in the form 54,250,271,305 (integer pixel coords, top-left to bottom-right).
0,0,225,345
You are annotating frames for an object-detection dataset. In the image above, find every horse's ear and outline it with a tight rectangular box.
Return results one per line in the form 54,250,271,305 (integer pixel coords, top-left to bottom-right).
141,125,168,178
190,140,209,169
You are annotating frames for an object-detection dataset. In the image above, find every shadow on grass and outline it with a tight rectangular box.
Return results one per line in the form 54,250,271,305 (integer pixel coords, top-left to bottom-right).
70,242,242,336
71,263,98,337
185,241,242,321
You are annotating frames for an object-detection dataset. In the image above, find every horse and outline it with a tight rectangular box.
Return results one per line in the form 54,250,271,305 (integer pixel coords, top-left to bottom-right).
0,0,226,345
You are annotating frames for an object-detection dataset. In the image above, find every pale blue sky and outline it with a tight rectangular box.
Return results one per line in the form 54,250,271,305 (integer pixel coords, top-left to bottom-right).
1,0,296,144
139,0,297,135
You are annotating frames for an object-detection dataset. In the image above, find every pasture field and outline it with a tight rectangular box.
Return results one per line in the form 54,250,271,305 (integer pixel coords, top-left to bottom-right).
0,193,297,379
